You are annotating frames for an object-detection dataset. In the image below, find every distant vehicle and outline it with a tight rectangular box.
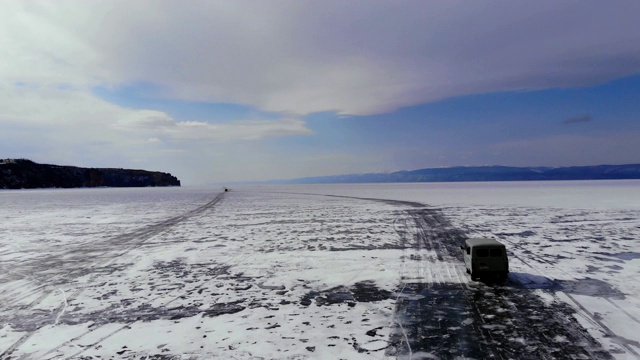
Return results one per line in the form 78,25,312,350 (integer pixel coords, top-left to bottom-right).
461,237,509,281
224,187,229,192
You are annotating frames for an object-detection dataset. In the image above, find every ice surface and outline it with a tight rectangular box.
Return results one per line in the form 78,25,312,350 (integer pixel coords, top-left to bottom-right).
0,182,639,358
244,179,640,209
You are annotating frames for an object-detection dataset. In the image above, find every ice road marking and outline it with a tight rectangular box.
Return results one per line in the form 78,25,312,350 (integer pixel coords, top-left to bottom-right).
395,282,413,360
55,289,68,326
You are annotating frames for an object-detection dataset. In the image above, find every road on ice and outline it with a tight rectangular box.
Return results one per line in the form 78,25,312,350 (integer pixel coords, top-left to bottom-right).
0,187,638,359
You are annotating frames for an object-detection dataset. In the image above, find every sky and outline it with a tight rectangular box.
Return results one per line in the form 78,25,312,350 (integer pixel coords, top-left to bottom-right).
1,1,640,185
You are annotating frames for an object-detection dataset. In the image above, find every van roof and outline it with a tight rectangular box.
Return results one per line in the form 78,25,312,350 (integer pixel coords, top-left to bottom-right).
465,237,505,247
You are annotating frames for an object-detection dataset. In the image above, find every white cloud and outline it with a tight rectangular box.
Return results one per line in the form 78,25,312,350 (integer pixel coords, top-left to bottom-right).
117,110,176,129
0,3,99,87
0,82,311,182
1,83,309,142
2,1,640,183
3,1,638,116
114,110,311,142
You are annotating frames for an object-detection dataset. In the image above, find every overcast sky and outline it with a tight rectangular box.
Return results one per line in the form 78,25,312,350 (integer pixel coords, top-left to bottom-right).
2,1,640,184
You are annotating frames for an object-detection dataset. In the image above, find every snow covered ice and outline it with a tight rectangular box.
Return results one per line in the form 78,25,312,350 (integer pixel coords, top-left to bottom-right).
0,181,639,359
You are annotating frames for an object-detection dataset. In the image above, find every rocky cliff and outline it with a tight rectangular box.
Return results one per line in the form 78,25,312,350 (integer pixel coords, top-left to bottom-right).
0,159,181,189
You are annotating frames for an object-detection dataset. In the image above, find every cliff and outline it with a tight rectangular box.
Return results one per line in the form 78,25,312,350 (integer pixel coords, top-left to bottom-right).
0,159,181,189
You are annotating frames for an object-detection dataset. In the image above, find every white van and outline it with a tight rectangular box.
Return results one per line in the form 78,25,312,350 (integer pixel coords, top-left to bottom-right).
462,238,509,281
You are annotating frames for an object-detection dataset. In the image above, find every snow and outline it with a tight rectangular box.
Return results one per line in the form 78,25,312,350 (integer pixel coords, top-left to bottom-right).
250,179,640,209
0,181,639,358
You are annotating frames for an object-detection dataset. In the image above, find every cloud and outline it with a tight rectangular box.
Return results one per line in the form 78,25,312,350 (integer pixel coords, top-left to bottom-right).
0,83,311,181
563,115,592,124
167,118,311,141
2,1,640,183
115,111,311,142
117,110,177,129
1,83,310,142
3,1,640,116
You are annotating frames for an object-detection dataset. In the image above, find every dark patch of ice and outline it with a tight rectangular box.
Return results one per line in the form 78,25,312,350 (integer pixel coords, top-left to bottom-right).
586,265,600,273
556,278,625,299
609,252,640,261
590,255,624,263
507,272,559,290
549,238,579,243
495,230,536,237
351,281,392,302
257,282,286,290
300,281,392,307
387,282,613,359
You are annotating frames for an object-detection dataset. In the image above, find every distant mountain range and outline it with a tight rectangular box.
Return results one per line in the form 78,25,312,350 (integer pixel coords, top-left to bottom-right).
262,164,640,184
0,159,180,189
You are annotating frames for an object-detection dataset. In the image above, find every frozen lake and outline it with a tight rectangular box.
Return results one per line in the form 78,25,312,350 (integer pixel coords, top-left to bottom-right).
1,181,639,359
246,179,640,209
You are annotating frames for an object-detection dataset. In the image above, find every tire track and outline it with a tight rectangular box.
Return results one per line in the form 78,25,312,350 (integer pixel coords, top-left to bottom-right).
605,298,640,325
388,206,613,359
29,188,622,359
496,235,640,357
255,190,618,358
57,217,344,359
46,261,235,359
391,216,414,359
0,192,225,359
5,193,226,310
36,192,302,359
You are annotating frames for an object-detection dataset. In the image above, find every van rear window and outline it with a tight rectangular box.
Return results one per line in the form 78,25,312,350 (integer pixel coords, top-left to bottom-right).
476,249,489,257
490,249,503,257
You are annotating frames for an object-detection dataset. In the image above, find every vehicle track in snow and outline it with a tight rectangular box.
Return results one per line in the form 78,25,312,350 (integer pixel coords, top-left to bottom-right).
2,189,630,359
0,192,226,359
263,190,619,358
496,234,640,358
264,190,618,358
385,206,613,359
